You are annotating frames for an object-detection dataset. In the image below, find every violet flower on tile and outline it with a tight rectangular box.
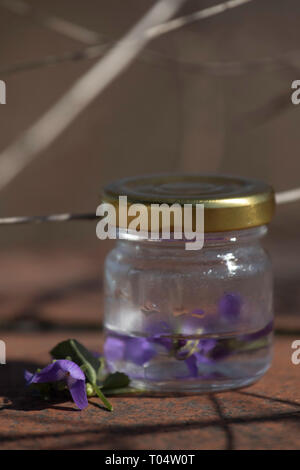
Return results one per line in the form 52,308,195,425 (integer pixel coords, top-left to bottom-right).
25,359,88,410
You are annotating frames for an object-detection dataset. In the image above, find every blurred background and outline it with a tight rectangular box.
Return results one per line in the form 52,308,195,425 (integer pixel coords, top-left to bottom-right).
0,0,299,332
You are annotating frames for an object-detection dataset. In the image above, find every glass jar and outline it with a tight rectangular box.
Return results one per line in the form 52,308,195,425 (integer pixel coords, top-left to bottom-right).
102,174,275,392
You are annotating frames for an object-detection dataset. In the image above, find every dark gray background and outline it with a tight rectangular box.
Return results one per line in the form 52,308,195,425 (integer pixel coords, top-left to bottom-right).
0,0,299,250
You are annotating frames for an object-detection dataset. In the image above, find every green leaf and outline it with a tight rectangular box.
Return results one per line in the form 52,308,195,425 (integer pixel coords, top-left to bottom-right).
103,387,143,396
102,372,130,391
50,339,101,385
28,382,52,399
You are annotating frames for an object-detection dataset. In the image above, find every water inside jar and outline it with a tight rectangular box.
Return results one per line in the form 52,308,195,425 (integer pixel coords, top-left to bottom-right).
103,321,273,392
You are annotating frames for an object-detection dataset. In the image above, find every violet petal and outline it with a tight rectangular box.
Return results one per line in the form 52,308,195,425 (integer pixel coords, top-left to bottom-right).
24,370,34,384
28,360,85,384
145,320,171,337
184,355,198,378
194,352,214,364
104,336,125,362
219,293,242,320
240,320,273,342
150,336,173,351
66,376,88,410
125,337,156,366
60,360,86,381
28,361,66,385
198,338,217,354
26,360,88,410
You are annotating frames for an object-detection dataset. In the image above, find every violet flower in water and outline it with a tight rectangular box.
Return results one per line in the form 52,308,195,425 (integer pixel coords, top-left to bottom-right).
25,359,88,410
104,293,271,381
104,314,218,379
219,292,242,320
104,335,157,366
175,338,217,377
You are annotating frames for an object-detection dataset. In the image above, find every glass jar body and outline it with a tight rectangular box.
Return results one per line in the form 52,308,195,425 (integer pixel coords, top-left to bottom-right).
103,227,273,392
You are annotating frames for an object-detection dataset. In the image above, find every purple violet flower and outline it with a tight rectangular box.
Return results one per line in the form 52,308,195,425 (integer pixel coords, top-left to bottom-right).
124,337,156,366
145,320,173,351
104,336,126,362
104,310,221,379
198,338,217,354
25,359,88,410
218,293,242,320
104,335,156,366
176,338,217,376
184,355,198,377
240,320,273,342
194,339,217,365
145,320,171,337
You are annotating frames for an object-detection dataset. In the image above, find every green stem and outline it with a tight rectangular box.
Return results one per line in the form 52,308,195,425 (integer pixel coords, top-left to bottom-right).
93,384,113,412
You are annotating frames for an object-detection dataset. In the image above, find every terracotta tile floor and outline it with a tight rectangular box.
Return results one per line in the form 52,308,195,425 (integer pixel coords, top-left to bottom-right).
0,249,299,449
0,334,299,450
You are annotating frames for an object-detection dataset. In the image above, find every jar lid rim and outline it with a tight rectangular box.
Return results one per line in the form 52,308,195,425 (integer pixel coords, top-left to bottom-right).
102,173,275,232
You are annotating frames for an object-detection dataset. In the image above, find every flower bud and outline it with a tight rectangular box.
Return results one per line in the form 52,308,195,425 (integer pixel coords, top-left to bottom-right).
86,383,94,397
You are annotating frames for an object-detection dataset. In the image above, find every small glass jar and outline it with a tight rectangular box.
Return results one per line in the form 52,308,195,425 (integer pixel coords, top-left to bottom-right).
102,174,275,392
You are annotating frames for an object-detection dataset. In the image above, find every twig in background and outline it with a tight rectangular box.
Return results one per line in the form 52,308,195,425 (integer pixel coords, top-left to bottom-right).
0,0,100,44
0,0,255,195
275,189,300,205
0,213,97,225
0,0,261,78
2,43,300,79
146,0,254,38
2,182,300,227
0,42,172,77
0,0,298,217
0,0,187,194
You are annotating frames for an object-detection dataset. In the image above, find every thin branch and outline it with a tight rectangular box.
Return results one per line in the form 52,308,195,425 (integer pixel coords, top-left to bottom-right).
0,45,108,77
276,189,300,205
0,0,100,44
0,42,169,77
2,182,300,227
0,0,259,78
0,213,97,225
0,0,255,195
146,0,254,38
2,44,300,79
0,0,186,193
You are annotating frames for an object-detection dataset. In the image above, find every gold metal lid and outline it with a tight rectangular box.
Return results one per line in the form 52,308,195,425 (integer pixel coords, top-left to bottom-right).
102,174,275,232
